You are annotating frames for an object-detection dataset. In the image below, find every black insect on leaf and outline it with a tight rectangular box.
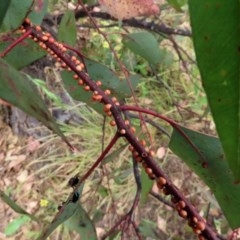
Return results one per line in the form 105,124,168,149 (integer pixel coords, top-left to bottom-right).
72,192,80,203
68,176,79,188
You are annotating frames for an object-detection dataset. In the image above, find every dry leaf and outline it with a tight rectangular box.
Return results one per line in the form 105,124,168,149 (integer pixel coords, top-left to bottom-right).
26,137,41,153
98,0,160,20
17,170,29,183
157,216,167,233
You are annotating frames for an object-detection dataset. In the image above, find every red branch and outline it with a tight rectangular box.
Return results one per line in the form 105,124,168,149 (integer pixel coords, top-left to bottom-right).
17,19,220,240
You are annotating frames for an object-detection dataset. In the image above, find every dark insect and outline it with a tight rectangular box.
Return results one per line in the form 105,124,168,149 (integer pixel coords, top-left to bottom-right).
68,176,79,188
72,192,80,203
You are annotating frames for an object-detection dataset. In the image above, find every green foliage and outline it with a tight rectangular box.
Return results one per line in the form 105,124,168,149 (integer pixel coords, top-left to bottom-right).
61,60,140,114
170,126,240,228
0,58,68,144
64,204,97,239
166,0,187,11
189,1,240,181
4,215,31,236
0,1,11,27
0,190,37,221
123,32,163,65
0,0,33,31
58,10,77,46
0,38,46,70
1,0,240,238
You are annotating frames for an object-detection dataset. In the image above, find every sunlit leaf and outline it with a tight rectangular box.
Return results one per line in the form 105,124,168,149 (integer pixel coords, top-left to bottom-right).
123,32,162,65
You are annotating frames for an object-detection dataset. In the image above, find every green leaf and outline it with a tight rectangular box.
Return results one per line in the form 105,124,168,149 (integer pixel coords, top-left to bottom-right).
0,1,11,27
167,0,187,11
28,0,49,25
0,58,71,147
64,204,97,240
0,0,33,32
140,170,153,204
0,190,37,221
38,185,84,240
58,10,77,46
0,37,46,70
122,32,162,65
85,59,141,98
62,60,141,114
101,144,128,165
188,1,240,181
169,126,240,228
4,215,31,236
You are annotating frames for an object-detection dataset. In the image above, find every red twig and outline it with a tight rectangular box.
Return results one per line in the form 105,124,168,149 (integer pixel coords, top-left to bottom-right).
18,20,220,240
0,29,32,57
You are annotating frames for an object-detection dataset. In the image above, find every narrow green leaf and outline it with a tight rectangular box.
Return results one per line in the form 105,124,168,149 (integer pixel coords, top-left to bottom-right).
0,0,11,27
0,58,70,146
140,170,153,204
122,32,162,65
0,0,33,31
58,10,77,46
28,0,49,25
4,215,31,236
64,204,97,240
0,190,37,221
188,1,240,181
169,126,240,228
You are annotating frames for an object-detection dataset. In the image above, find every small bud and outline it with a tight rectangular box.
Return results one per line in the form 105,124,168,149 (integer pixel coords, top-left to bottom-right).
73,74,79,80
78,79,84,85
179,210,188,218
105,89,111,95
145,167,153,176
96,80,102,86
35,25,41,31
42,35,48,41
130,127,136,134
76,64,83,71
196,221,206,231
156,177,166,189
104,104,112,112
128,145,134,152
112,97,118,102
110,120,116,127
84,85,90,91
119,129,126,135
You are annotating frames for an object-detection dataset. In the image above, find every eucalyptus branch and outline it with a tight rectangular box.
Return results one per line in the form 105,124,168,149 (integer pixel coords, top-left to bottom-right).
19,19,218,240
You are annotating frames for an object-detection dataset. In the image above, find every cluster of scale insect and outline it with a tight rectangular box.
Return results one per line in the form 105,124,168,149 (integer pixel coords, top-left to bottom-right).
20,19,208,240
